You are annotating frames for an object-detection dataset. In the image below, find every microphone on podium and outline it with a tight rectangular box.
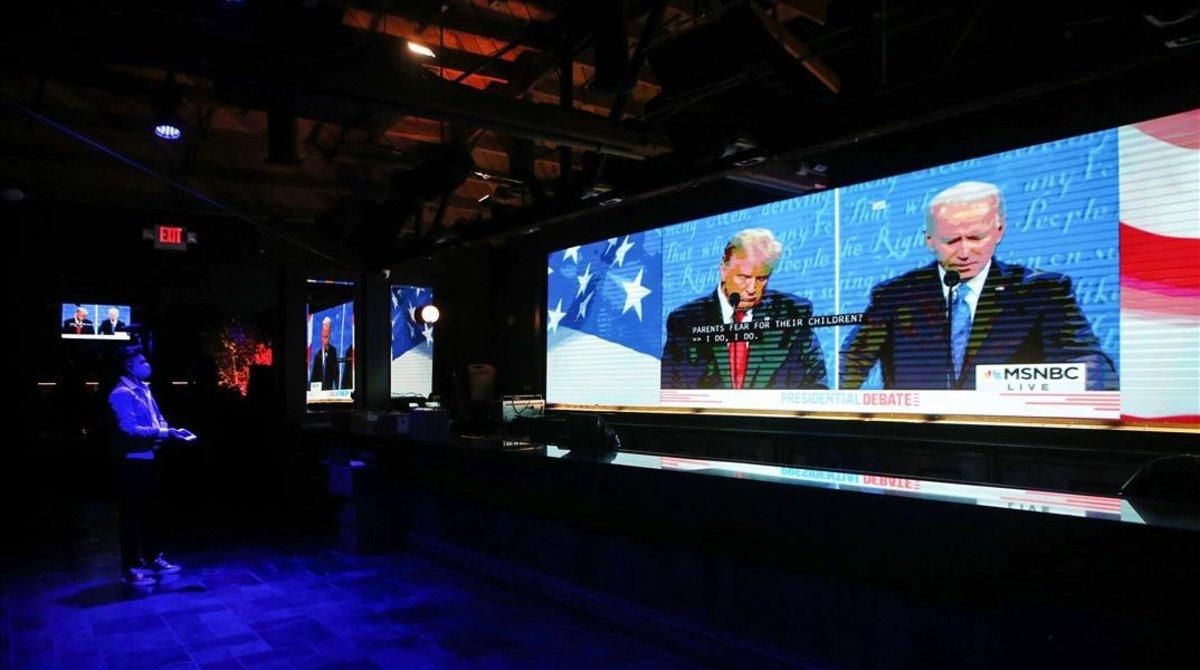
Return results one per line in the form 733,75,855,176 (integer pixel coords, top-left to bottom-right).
728,292,741,309
943,270,961,390
943,270,961,290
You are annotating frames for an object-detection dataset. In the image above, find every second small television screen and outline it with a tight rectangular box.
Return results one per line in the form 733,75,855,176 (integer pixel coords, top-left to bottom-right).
306,279,355,405
390,285,435,399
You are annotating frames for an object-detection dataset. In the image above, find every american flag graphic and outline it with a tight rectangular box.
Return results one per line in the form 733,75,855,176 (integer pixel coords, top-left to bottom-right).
546,232,664,405
1117,109,1200,424
391,285,435,397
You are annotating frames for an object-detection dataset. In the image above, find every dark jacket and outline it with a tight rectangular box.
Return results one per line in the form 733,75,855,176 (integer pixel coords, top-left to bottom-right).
62,318,94,334
310,345,339,391
662,289,828,390
839,260,1115,390
98,319,126,335
108,376,167,457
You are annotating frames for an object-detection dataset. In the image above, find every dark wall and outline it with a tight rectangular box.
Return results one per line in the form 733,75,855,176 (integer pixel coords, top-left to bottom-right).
399,243,545,399
13,201,272,387
5,197,429,421
7,199,349,434
5,199,345,551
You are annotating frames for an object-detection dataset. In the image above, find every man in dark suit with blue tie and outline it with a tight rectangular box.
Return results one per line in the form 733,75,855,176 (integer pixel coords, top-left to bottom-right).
98,308,127,335
839,181,1115,391
310,316,339,391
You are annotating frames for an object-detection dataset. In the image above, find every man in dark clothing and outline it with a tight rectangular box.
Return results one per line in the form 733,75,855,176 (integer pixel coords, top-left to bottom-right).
109,346,195,585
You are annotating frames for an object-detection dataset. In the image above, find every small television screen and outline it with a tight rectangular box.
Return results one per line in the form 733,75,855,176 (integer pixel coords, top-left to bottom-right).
306,279,356,406
390,285,434,399
61,303,132,341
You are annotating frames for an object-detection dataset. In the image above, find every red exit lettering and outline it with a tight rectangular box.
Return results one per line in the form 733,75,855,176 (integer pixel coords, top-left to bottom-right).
159,226,183,244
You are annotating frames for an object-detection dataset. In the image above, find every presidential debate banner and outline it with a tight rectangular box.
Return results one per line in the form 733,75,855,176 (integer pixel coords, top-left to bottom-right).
546,108,1199,428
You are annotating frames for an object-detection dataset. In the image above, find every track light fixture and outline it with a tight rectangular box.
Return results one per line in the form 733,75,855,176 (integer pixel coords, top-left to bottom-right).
151,82,183,142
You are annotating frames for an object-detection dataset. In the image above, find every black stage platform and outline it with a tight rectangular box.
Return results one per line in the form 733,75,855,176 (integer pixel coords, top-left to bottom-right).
317,428,1200,668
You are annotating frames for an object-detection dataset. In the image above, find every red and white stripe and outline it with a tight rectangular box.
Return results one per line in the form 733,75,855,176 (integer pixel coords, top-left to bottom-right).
1118,109,1200,424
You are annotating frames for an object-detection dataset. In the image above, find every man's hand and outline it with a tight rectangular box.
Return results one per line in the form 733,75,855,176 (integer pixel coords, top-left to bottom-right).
169,428,197,442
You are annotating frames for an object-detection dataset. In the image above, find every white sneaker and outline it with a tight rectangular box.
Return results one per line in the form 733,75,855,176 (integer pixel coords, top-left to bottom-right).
123,566,155,586
152,553,181,574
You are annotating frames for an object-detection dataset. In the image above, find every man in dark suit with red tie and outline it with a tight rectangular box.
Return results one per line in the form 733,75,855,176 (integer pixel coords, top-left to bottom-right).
839,181,1115,390
62,306,94,335
661,228,828,390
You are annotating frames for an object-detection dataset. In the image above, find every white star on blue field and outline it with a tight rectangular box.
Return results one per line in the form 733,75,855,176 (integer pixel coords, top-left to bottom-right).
391,285,435,359
546,232,663,358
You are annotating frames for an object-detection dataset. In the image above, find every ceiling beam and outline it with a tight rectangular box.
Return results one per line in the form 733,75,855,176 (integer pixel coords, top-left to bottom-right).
343,3,553,51
750,1,840,94
777,0,828,26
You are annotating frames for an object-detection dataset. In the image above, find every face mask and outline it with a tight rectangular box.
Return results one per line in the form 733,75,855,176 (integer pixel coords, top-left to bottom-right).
129,358,152,381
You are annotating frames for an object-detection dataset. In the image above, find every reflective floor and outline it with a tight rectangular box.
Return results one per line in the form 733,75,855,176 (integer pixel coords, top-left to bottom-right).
1,505,706,669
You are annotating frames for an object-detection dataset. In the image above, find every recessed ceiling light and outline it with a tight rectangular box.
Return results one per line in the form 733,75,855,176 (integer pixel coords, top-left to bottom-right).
153,124,183,141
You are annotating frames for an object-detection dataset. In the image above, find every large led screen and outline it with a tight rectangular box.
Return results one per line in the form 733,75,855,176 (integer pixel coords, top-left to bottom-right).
546,109,1200,427
390,285,435,398
306,279,355,405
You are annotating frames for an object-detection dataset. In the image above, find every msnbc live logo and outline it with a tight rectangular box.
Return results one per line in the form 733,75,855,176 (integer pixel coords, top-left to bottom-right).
977,364,1087,393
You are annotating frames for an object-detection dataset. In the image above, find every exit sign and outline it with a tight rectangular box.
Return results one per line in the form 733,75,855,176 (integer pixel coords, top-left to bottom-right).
145,225,195,251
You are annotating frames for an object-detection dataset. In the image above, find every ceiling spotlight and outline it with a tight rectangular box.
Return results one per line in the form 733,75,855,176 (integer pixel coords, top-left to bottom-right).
477,193,491,203
795,161,829,176
416,304,441,324
151,84,183,142
407,42,436,58
153,124,182,141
